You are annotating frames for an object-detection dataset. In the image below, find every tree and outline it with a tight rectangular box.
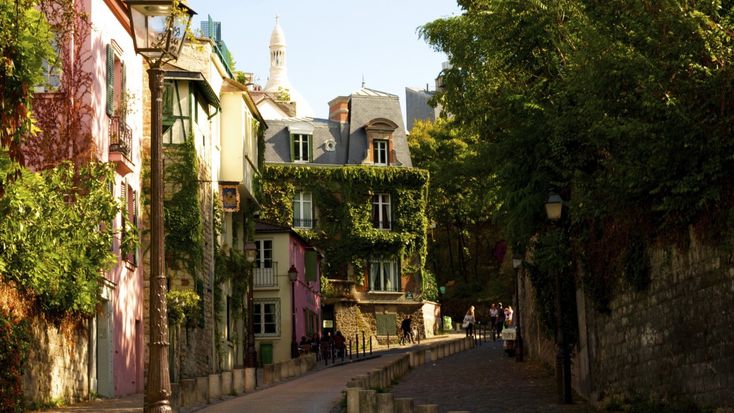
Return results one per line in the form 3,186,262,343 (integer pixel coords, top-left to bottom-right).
408,118,507,296
421,0,734,308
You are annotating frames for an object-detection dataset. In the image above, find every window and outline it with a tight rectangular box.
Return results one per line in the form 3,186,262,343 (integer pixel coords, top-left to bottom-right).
253,300,279,336
290,134,312,162
120,181,137,265
255,240,273,269
373,139,389,165
369,259,399,292
372,194,391,229
34,38,62,93
305,249,318,282
106,44,126,118
293,191,313,228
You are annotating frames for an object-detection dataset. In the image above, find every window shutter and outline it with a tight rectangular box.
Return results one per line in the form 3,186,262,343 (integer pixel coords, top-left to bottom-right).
120,62,127,122
289,134,295,162
106,45,114,116
308,135,313,162
305,250,317,282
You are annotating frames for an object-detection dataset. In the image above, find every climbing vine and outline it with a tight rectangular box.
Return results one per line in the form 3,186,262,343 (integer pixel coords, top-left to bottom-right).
259,164,434,299
161,139,204,273
0,158,120,318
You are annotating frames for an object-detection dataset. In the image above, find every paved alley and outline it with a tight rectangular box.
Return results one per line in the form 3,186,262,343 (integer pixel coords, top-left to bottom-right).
391,339,597,413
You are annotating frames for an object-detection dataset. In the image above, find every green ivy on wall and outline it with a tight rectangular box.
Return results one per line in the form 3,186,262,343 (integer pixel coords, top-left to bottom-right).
162,139,204,274
259,164,436,300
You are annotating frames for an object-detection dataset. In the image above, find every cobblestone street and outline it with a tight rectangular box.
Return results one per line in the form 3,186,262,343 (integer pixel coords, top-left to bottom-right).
390,338,598,413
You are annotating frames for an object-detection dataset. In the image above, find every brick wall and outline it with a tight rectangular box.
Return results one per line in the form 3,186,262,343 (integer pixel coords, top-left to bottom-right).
520,228,734,408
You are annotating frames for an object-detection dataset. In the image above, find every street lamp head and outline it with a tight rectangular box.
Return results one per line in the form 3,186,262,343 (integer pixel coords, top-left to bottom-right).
244,241,257,263
439,286,446,295
512,254,523,269
126,0,196,66
288,265,298,282
545,193,563,221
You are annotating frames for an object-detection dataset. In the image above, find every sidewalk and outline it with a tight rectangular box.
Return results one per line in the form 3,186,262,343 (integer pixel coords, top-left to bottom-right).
391,339,597,413
30,393,142,413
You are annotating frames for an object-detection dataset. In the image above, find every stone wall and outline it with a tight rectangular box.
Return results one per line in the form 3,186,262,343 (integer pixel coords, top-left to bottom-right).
23,315,89,406
334,303,425,346
520,228,734,409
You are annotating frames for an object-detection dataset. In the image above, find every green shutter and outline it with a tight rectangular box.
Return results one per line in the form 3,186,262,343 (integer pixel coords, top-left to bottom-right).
305,250,317,282
106,45,114,116
307,135,313,162
289,134,295,162
120,61,126,121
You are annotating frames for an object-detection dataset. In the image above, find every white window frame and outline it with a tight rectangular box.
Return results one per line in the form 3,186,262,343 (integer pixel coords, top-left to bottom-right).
373,139,389,165
293,133,310,162
293,191,313,228
369,258,399,292
253,299,280,337
372,193,391,230
255,239,273,269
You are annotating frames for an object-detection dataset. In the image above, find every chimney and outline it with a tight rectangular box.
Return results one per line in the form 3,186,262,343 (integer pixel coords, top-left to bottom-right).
328,96,349,123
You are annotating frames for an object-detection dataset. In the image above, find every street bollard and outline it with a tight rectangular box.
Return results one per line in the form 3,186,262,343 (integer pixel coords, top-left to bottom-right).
356,334,360,358
346,387,362,413
377,393,395,413
349,338,353,360
359,389,377,413
362,332,366,358
416,404,439,413
370,335,373,355
387,332,390,349
395,398,414,413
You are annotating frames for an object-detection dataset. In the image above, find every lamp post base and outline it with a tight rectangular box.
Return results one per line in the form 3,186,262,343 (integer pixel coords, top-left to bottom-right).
556,345,573,403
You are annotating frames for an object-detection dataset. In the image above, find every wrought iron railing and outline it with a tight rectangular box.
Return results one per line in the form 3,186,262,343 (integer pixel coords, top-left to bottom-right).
253,262,278,288
109,115,132,159
293,218,317,229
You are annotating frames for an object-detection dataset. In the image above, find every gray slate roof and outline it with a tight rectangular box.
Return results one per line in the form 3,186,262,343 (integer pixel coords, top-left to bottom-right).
262,88,412,167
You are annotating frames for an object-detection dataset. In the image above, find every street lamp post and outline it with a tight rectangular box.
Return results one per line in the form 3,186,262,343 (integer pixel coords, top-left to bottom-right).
244,241,257,369
439,286,446,333
545,193,572,404
288,265,298,359
126,2,194,412
512,255,524,362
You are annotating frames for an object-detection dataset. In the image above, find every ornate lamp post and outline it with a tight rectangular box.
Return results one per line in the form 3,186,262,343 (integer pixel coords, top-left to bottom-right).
244,241,257,369
126,2,194,412
545,192,572,404
288,265,298,359
512,254,524,362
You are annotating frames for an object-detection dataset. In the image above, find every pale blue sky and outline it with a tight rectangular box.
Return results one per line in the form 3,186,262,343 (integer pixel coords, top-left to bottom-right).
189,0,461,121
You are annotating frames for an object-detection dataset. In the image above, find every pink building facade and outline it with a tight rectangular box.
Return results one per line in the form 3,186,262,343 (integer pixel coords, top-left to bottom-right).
26,0,144,400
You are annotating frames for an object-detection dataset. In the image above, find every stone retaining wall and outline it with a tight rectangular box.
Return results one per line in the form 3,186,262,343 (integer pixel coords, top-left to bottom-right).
345,337,475,413
520,228,734,409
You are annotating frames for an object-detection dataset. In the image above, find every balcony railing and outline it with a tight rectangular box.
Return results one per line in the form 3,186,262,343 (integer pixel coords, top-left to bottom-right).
109,115,132,159
293,218,316,229
253,261,278,288
372,220,396,230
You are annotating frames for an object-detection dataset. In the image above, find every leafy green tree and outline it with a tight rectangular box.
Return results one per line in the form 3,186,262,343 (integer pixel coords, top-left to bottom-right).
421,0,734,310
409,119,505,293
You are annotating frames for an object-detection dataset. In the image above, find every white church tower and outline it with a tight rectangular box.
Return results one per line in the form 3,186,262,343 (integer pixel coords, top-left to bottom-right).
262,17,314,118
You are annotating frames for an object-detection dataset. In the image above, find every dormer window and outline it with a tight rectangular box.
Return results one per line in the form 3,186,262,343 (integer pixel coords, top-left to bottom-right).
364,118,399,166
288,122,315,163
291,133,311,162
373,140,389,165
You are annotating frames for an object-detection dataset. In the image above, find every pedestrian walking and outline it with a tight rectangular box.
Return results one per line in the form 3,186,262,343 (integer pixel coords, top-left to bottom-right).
400,315,414,344
333,330,346,359
496,304,506,337
462,306,476,337
489,303,499,340
505,305,514,326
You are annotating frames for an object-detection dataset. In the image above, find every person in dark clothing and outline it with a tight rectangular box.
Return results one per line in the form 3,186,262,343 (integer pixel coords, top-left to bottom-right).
401,315,414,344
333,330,346,359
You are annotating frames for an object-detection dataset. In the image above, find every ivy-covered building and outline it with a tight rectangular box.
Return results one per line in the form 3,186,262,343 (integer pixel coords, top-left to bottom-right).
257,86,435,343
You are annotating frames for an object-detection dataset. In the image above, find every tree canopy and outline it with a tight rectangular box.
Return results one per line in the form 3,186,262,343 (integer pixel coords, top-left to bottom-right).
421,0,734,308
